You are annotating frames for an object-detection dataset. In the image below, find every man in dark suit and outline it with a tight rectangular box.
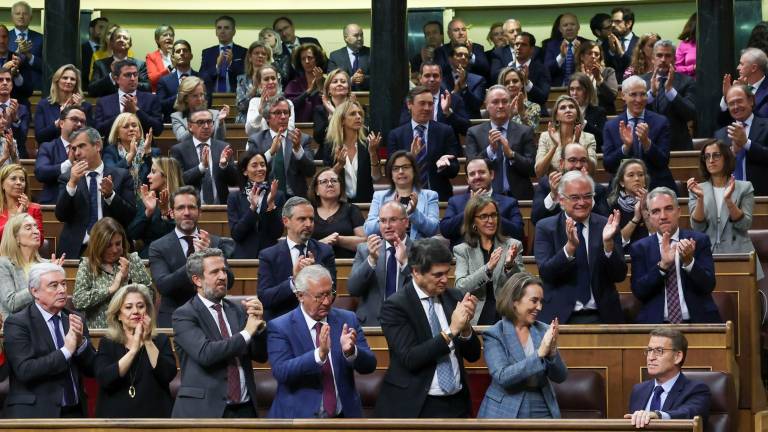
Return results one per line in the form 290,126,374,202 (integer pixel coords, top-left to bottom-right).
440,157,523,247
92,59,164,137
171,248,268,418
625,328,711,427
81,17,109,90
327,24,370,91
543,13,590,86
442,44,486,118
398,62,470,138
0,65,30,157
170,108,238,205
88,34,151,98
602,76,677,194
54,127,135,259
603,7,638,82
720,48,768,122
387,86,461,202
267,265,376,418
532,143,610,224
199,16,246,94
258,197,337,321
348,201,413,326
149,186,234,327
0,25,33,111
375,238,481,418
715,84,768,195
434,18,489,81
246,96,314,198
464,85,536,200
273,16,321,82
8,2,42,91
157,40,200,120
505,32,550,115
489,19,520,78
534,171,627,324
629,187,719,324
4,263,95,418
34,105,86,204
409,21,444,74
640,40,695,151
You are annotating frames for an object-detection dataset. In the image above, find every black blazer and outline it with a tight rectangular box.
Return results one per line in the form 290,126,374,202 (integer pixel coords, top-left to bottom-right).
602,34,638,82
54,165,136,259
640,71,696,151
584,104,607,153
81,41,95,88
714,115,768,196
88,56,151,97
374,284,481,418
327,46,370,90
226,190,286,259
321,141,374,203
93,91,164,137
3,305,96,418
397,91,471,138
169,138,239,204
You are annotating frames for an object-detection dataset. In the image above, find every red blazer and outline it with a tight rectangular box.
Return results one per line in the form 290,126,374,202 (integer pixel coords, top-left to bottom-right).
146,49,171,92
0,203,44,247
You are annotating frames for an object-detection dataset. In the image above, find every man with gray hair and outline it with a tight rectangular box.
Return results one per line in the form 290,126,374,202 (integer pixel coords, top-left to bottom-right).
246,96,313,198
640,40,695,151
534,170,627,324
721,47,768,120
54,126,136,259
172,248,268,418
258,196,336,320
602,75,677,194
629,187,719,324
4,262,95,417
267,264,376,418
327,23,370,91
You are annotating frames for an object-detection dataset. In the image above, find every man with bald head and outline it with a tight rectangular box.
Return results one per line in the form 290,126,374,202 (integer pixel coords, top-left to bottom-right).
327,23,370,91
721,48,768,121
434,18,490,81
489,19,521,77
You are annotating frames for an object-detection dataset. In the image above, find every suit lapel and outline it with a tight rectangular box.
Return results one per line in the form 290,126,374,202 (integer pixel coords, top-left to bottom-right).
755,81,768,111
291,307,315,354
587,217,603,284
192,296,222,341
30,305,57,352
404,284,432,341
376,244,387,297
502,318,527,363
661,373,688,411
223,300,241,337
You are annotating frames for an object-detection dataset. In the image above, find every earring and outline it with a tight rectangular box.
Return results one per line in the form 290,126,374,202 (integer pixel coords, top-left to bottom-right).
472,224,477,232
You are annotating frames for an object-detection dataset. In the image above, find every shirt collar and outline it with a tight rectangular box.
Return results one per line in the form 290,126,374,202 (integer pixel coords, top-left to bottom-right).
286,238,306,252
175,227,199,239
654,371,681,393
656,228,681,243
624,32,635,42
118,89,137,99
384,234,408,250
14,28,27,36
192,136,210,147
35,302,60,322
411,119,428,130
346,46,358,56
752,75,765,90
413,281,432,301
626,109,646,121
299,303,327,331
219,44,233,50
490,120,510,131
197,293,222,309
744,113,755,127
89,163,105,177
516,58,531,68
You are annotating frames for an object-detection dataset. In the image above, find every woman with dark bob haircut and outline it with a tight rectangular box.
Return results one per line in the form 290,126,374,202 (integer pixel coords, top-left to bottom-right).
285,43,327,122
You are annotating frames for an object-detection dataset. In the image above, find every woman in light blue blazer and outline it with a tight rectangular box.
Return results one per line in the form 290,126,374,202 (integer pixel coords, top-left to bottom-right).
364,150,439,239
687,140,763,280
478,272,567,419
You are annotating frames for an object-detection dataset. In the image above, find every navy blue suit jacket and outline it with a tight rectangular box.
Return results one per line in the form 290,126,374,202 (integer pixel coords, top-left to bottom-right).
326,46,370,91
93,91,164,138
714,115,768,196
640,72,696,151
34,138,69,204
602,110,677,194
628,373,711,421
629,229,720,323
434,43,490,81
226,190,285,259
8,28,43,90
442,71,486,118
34,98,92,145
439,192,523,247
258,239,337,321
199,44,246,93
543,36,590,86
398,90,470,137
5,101,29,158
156,70,203,121
534,212,627,323
532,175,610,225
266,307,376,418
602,35,638,82
386,120,461,202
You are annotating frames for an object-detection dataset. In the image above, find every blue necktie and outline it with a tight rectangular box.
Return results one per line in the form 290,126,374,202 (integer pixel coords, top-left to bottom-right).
629,117,642,158
734,121,748,181
649,385,664,412
414,125,429,187
494,126,508,194
575,222,591,304
563,42,575,85
352,51,359,72
385,246,397,298
657,76,669,112
427,298,457,393
217,46,231,92
87,172,99,232
50,315,78,407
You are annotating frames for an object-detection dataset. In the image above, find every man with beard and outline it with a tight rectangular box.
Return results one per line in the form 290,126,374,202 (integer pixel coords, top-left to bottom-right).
172,248,268,418
258,196,336,320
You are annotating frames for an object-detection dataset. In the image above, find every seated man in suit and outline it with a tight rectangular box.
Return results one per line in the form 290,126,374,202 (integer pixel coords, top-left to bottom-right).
8,1,42,91
640,40,695,151
259,196,336,321
157,39,200,121
88,28,150,97
93,59,163,138
387,85,461,202
348,201,413,326
149,186,234,327
0,65,30,158
34,105,86,204
268,264,376,418
54,127,135,259
440,157,523,247
172,248,268,418
464,85,535,200
534,170,627,324
398,62,470,138
375,238,481,418
442,44,486,118
603,75,677,194
544,13,590,86
81,17,109,89
327,23,370,91
4,262,96,418
720,48,768,122
532,143,610,224
199,15,246,93
170,108,238,205
629,187,720,324
715,84,768,195
625,328,711,428
434,18,490,81
409,21,444,74
246,96,314,198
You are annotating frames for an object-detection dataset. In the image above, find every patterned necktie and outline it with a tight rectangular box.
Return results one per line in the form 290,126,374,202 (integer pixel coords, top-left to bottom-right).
657,76,669,112
217,47,231,92
427,297,457,393
211,304,242,402
563,42,575,85
414,124,429,187
649,385,664,411
272,135,287,195
352,52,359,72
734,121,748,181
494,126,508,193
629,117,642,158
385,246,397,298
295,243,306,258
665,245,683,323
182,235,195,258
50,315,78,406
314,322,337,416
199,143,215,204
575,222,591,304
87,172,99,232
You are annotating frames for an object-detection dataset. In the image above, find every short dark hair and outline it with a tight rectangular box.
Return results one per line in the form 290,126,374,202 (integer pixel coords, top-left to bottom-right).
496,272,543,322
419,61,441,77
449,44,470,57
59,105,85,121
589,13,611,33
407,85,432,102
611,7,635,26
649,327,688,367
699,140,736,180
111,59,138,77
173,39,192,52
409,238,453,274
237,151,270,190
423,20,443,35
273,16,293,29
171,185,201,208
0,66,11,78
215,15,236,27
466,156,494,173
518,31,536,47
385,150,421,191
89,17,108,29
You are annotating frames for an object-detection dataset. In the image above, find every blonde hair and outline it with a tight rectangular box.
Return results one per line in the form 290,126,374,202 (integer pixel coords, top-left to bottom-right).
107,112,144,147
47,64,84,105
82,217,130,275
0,164,28,214
0,213,42,272
173,76,207,112
105,284,158,344
325,100,366,158
323,68,351,101
151,156,184,195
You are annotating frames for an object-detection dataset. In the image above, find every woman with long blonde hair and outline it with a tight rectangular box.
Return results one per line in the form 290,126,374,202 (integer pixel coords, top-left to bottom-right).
0,164,42,243
35,64,92,144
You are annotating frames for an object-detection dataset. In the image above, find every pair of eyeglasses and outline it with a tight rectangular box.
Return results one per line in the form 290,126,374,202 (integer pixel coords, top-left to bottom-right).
475,212,498,221
191,119,214,127
562,193,594,203
307,289,337,303
701,153,723,161
318,178,339,186
643,347,675,357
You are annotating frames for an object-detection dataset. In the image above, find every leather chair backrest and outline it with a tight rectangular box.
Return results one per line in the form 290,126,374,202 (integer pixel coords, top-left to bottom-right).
552,369,607,418
682,371,736,432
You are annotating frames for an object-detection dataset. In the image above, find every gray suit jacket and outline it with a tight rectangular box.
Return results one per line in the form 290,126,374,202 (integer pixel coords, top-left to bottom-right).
246,129,315,198
169,138,239,204
0,257,33,323
453,237,525,325
327,46,370,90
347,238,413,326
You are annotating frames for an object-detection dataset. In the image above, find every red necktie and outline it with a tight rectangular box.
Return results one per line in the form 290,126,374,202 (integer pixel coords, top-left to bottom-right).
212,304,242,402
314,321,337,416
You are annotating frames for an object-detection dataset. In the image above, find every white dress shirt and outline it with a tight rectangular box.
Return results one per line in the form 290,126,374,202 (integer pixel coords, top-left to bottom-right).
344,151,358,199
66,162,114,244
643,371,681,419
